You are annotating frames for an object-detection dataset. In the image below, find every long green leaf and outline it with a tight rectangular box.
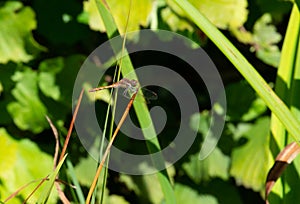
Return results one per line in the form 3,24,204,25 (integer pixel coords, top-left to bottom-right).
268,4,300,203
172,0,300,143
271,4,300,149
93,0,175,203
37,154,67,204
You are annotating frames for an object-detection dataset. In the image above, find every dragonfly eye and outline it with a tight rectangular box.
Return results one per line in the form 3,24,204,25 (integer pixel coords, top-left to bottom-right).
131,79,138,87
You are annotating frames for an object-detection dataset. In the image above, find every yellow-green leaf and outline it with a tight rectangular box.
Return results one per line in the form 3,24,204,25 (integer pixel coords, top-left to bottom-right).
83,0,153,34
7,68,48,133
166,0,248,30
0,128,56,203
0,2,45,63
230,117,271,192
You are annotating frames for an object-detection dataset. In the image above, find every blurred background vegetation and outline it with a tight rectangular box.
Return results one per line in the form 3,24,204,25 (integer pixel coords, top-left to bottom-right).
0,0,296,203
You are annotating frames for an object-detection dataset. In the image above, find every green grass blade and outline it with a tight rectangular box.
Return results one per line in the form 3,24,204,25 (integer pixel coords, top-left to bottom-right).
37,154,67,204
93,0,175,203
268,4,300,203
66,159,85,204
172,0,300,142
271,5,300,148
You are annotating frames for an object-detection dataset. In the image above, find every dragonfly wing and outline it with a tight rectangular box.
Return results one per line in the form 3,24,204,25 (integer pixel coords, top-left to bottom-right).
141,88,158,100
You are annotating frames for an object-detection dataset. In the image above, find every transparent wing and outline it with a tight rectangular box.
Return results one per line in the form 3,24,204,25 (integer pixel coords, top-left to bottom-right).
122,87,157,103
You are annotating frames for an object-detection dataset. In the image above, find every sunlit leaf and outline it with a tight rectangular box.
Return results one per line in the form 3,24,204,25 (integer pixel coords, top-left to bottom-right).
166,0,248,30
74,157,112,202
7,68,48,133
82,0,153,34
0,128,56,203
38,72,60,100
0,1,45,63
37,58,63,101
108,195,130,204
252,14,282,67
230,27,253,44
230,117,271,192
189,111,209,133
174,183,218,204
161,7,194,32
120,163,175,203
183,146,230,183
37,55,85,107
82,0,106,32
74,156,99,187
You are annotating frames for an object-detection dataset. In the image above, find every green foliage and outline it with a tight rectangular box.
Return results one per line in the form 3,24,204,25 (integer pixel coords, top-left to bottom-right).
230,117,271,192
0,1,45,63
252,14,282,67
0,128,56,203
174,183,218,204
7,67,48,133
0,0,298,203
82,0,152,34
225,80,267,121
183,147,230,183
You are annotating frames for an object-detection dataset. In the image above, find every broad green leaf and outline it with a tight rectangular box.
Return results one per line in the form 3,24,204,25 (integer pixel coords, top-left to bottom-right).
230,117,271,192
7,68,48,133
225,80,267,122
82,0,106,32
107,195,130,204
174,183,218,204
161,7,194,32
37,58,63,101
0,2,45,63
252,14,282,67
74,156,99,187
189,111,209,134
189,0,248,29
120,163,175,203
183,147,230,183
166,0,248,30
74,157,110,201
37,55,85,107
82,0,153,34
0,128,56,203
38,72,60,100
189,111,230,182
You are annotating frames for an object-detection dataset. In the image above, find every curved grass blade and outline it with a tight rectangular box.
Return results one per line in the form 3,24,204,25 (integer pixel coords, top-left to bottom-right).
171,0,300,143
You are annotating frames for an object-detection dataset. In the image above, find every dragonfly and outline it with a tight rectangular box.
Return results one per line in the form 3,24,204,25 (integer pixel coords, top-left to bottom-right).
89,78,158,102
